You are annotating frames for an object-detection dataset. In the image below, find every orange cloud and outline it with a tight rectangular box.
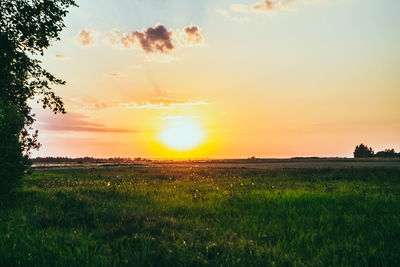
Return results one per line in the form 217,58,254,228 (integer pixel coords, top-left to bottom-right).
183,26,203,44
218,0,319,15
75,29,94,46
83,98,208,110
253,0,277,11
105,72,124,77
55,54,67,60
64,96,209,111
125,97,209,109
252,0,318,12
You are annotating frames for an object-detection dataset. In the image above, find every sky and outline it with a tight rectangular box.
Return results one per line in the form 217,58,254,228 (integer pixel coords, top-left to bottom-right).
31,0,400,158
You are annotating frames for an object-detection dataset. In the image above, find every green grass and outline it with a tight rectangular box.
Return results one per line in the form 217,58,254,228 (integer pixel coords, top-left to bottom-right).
1,167,399,266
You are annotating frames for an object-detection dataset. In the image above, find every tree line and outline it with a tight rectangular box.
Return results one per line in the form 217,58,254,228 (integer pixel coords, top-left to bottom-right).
353,144,400,158
32,157,151,163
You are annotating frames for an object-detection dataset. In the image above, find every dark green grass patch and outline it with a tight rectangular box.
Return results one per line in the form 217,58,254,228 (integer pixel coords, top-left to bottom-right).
1,167,399,266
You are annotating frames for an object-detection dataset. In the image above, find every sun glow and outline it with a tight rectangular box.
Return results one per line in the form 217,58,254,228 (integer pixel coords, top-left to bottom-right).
159,118,205,151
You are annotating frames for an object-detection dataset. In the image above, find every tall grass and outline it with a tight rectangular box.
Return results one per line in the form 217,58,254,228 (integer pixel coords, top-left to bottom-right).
1,167,399,266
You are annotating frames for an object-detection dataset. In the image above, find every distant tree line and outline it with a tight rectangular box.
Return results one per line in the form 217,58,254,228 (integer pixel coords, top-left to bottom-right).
31,157,151,163
353,144,400,158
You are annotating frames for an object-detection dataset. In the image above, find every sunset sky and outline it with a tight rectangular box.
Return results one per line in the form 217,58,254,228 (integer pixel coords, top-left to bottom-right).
32,0,400,158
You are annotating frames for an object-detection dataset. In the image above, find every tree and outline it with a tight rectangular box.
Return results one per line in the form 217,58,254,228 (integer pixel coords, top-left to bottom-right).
353,144,374,158
0,0,77,193
375,149,398,158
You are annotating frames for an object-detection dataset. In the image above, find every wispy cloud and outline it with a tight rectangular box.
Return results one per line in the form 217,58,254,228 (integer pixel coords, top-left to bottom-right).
55,54,68,60
75,29,95,46
223,0,321,16
105,72,125,78
230,4,251,14
69,97,210,111
109,24,204,55
214,7,251,22
123,97,210,109
38,112,136,133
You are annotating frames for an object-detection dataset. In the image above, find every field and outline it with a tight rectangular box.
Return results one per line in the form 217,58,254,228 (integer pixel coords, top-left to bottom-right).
1,165,399,266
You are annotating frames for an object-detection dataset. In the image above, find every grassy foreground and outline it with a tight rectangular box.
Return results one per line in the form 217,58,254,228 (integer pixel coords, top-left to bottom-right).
0,167,399,266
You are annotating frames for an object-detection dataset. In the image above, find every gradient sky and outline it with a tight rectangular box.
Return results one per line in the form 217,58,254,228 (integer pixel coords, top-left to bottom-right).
31,0,400,158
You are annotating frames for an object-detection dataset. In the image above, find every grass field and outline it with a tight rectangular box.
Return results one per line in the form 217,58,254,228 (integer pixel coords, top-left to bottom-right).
1,166,399,266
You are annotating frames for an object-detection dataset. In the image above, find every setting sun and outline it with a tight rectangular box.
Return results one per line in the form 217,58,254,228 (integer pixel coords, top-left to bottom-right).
159,118,205,151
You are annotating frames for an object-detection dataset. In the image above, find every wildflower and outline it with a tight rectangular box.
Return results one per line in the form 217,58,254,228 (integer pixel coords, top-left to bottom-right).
226,241,232,246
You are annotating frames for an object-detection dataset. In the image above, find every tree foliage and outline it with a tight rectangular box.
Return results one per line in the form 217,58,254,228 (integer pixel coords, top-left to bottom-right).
0,0,76,193
375,149,399,158
353,144,374,158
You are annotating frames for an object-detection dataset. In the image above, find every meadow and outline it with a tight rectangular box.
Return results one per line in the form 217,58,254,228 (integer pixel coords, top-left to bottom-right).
0,166,399,266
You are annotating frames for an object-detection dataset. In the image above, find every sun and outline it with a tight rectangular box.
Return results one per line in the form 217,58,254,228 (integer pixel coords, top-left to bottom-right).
159,118,205,151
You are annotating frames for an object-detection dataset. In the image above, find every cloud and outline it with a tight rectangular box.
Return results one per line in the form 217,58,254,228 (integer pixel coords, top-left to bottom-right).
252,0,319,12
123,97,210,109
252,0,277,11
214,8,230,18
214,8,251,22
75,29,94,46
183,26,203,44
38,112,136,133
134,24,175,54
82,97,209,110
55,54,67,60
64,95,210,111
230,4,251,13
105,72,124,77
221,0,320,16
109,23,204,55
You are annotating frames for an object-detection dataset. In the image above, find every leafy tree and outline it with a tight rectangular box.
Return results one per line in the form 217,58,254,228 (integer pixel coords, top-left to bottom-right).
353,144,374,158
0,0,77,193
375,149,398,158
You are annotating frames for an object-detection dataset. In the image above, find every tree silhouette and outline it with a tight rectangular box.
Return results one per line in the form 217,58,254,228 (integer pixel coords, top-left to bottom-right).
375,149,397,158
353,144,374,158
0,0,77,193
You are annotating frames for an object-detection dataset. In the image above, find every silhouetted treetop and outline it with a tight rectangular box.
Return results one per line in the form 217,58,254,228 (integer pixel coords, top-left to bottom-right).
1,0,77,55
375,149,398,158
353,144,374,158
